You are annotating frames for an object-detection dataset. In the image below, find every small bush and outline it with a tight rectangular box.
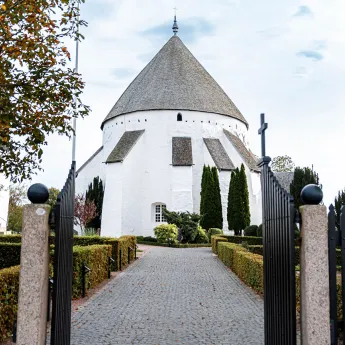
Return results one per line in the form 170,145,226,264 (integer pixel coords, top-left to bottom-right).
0,243,21,269
154,224,178,244
244,225,258,237
194,227,209,244
257,224,263,237
0,266,20,342
207,228,223,240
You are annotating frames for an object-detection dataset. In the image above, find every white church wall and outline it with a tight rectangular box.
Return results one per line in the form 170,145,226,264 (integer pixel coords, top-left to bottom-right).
249,171,262,226
0,175,9,234
75,148,105,197
101,163,123,237
219,171,231,231
171,167,193,213
86,109,261,238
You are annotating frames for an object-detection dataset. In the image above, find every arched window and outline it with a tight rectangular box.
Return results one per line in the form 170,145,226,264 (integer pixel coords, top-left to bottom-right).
153,203,167,222
177,113,182,121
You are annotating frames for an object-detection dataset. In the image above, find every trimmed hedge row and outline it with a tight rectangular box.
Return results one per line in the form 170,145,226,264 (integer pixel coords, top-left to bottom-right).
0,243,21,269
0,266,20,342
221,235,263,245
0,235,21,243
72,245,112,298
218,242,264,293
0,235,137,272
211,236,228,254
217,242,344,320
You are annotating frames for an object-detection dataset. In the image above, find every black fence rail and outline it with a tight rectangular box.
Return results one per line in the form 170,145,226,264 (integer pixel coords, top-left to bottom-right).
328,205,345,344
50,161,75,345
260,157,297,345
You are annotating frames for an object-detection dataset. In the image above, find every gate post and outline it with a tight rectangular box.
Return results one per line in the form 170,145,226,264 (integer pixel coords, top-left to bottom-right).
300,185,329,345
16,184,50,345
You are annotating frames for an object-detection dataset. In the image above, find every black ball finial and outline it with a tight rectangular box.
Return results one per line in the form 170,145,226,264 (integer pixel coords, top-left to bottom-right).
301,184,323,205
27,183,49,204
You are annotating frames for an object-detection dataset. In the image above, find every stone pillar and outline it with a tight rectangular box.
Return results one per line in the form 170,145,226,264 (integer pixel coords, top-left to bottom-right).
300,204,330,345
16,203,50,345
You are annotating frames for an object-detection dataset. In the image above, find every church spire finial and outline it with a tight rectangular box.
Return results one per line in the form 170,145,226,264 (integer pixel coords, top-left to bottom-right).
172,7,179,36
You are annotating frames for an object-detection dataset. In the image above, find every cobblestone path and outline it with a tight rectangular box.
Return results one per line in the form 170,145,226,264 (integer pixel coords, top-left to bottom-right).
69,247,264,345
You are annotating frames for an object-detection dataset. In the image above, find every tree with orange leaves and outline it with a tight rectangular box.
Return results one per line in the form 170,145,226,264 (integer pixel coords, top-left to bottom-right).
0,0,90,182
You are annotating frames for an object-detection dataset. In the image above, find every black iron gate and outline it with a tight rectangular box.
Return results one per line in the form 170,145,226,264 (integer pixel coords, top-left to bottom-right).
259,114,297,345
328,204,345,344
50,162,75,345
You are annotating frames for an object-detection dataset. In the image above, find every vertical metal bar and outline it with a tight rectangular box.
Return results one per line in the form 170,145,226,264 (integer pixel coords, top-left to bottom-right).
328,205,338,345
289,197,297,345
51,162,75,345
119,249,122,271
128,247,131,265
135,246,137,260
108,257,111,279
82,264,86,298
340,205,345,342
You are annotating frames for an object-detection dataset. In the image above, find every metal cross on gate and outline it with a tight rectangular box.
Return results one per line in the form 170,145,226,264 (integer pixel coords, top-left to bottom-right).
258,113,268,157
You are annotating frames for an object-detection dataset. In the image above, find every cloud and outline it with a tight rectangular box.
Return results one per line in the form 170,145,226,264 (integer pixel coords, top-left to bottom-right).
297,50,324,61
111,68,136,79
293,5,313,18
141,17,215,44
257,27,289,39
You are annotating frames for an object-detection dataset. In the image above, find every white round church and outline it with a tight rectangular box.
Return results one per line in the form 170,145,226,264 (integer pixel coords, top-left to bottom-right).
76,24,262,237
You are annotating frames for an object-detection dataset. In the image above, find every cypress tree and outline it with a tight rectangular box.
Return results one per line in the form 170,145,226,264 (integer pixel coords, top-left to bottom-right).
290,167,319,210
200,165,207,217
227,170,235,231
85,176,104,229
200,166,216,230
239,164,250,230
211,166,223,229
232,168,242,235
335,189,345,230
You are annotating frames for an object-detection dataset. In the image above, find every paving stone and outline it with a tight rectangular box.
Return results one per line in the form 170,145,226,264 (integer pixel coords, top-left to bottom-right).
52,247,265,344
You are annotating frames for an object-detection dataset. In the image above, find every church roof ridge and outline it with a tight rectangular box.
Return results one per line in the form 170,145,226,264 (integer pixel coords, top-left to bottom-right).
101,35,248,129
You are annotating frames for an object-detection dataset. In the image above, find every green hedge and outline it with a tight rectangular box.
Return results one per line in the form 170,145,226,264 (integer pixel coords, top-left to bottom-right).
0,266,20,342
217,242,344,319
72,245,112,298
137,241,210,248
0,235,137,272
221,235,263,245
218,242,264,293
0,244,21,269
211,236,228,254
0,235,21,243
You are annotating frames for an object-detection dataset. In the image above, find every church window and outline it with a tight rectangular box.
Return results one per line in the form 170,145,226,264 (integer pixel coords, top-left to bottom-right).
208,120,210,123
155,204,167,222
145,119,147,122
177,113,182,121
138,119,140,122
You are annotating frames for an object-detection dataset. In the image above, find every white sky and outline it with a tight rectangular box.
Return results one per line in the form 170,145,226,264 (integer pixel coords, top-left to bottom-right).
30,0,345,206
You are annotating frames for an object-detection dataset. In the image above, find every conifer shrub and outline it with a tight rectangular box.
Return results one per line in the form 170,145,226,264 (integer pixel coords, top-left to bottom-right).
0,265,20,342
143,236,157,242
154,224,178,244
243,225,259,237
211,167,223,229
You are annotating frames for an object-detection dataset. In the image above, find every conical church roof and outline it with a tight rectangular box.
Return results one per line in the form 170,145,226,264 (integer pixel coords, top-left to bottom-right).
102,36,248,128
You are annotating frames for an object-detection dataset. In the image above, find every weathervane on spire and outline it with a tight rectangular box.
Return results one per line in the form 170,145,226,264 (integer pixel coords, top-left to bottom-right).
172,7,179,35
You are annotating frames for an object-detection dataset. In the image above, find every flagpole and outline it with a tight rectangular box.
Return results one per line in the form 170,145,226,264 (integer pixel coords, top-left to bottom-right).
72,4,80,163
